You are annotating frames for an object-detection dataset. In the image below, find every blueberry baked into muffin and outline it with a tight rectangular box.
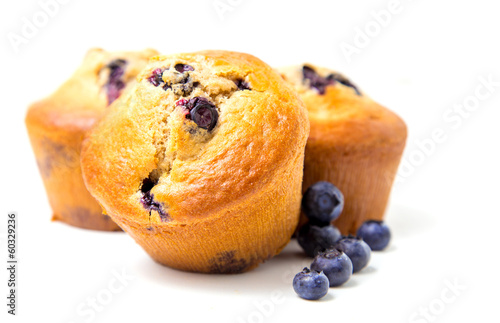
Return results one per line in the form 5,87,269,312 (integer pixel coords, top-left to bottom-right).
25,48,158,231
279,64,407,234
81,50,310,273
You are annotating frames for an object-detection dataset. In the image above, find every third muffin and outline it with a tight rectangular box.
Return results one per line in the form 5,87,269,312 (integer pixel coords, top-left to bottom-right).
25,48,158,231
279,64,407,234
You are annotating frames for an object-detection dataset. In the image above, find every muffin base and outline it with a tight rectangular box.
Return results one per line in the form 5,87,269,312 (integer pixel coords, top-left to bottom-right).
113,151,304,273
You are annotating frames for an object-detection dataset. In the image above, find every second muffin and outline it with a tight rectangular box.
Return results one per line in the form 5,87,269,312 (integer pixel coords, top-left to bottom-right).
81,50,310,273
280,64,407,234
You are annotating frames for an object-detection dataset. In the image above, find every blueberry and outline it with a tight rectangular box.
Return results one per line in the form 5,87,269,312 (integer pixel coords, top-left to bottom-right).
302,65,335,95
335,236,371,273
148,68,164,86
191,103,218,131
302,181,344,225
293,267,329,300
105,59,127,105
311,249,353,287
140,176,157,194
140,177,170,222
235,79,251,91
326,73,361,96
357,220,391,251
302,65,361,96
174,64,194,73
181,97,219,131
297,223,342,258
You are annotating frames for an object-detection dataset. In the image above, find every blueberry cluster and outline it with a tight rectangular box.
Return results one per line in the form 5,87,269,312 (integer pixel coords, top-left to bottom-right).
147,64,198,95
297,181,344,257
293,181,391,300
302,65,361,96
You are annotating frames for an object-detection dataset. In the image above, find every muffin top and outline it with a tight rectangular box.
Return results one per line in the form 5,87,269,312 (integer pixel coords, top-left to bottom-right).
279,64,407,152
81,50,309,226
26,48,158,134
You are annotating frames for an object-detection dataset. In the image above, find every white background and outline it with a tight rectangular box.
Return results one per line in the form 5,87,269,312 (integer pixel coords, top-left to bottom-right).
1,0,499,322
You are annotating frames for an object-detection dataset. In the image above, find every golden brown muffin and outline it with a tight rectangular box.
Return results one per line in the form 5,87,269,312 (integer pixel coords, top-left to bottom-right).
279,64,407,235
81,50,309,273
26,48,159,231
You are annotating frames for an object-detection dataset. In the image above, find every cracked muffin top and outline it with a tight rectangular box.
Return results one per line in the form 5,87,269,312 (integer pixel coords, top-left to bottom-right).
26,48,159,134
81,50,309,227
279,64,407,152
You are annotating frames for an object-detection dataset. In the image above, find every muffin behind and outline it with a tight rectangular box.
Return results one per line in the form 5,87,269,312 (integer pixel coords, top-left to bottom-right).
280,64,407,234
25,48,158,231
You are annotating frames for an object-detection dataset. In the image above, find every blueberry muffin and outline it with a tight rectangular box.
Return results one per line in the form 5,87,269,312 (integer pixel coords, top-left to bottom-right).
25,48,159,231
81,50,310,273
279,64,407,234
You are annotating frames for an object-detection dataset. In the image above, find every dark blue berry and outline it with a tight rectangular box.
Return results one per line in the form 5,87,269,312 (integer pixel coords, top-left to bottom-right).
191,103,218,131
181,97,218,131
235,79,251,90
302,65,361,96
302,65,335,95
311,249,353,287
105,59,127,105
140,176,170,222
148,68,164,86
357,220,391,251
297,223,342,257
174,64,194,73
326,73,361,96
293,267,329,300
302,181,344,225
140,176,156,194
335,236,371,273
